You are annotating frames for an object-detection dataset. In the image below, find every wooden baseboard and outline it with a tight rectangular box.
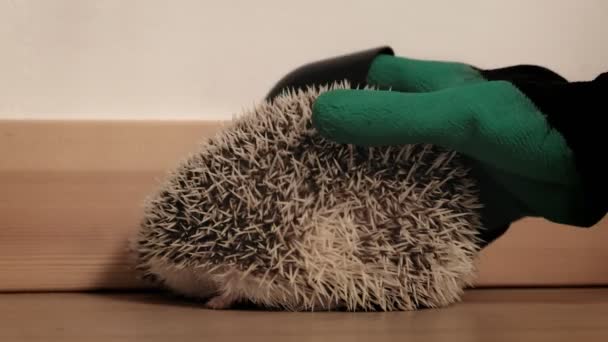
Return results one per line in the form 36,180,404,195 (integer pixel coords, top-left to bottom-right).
1,119,606,292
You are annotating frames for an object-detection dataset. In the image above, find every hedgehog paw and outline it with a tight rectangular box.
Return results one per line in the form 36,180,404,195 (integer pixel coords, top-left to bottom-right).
205,293,238,310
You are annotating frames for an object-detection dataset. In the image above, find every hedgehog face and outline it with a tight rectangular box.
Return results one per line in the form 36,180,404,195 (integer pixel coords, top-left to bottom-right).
132,82,484,311
145,256,220,301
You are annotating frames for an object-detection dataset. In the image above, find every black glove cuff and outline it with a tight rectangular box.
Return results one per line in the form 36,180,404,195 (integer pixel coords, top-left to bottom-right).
511,73,608,227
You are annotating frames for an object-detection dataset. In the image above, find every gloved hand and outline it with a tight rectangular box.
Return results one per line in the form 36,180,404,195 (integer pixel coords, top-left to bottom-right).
311,53,598,246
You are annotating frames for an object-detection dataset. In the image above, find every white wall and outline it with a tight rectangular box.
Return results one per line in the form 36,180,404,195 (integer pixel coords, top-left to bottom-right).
1,0,607,120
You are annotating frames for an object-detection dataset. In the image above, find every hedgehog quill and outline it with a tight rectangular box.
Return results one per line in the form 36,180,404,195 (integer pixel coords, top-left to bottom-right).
132,81,484,312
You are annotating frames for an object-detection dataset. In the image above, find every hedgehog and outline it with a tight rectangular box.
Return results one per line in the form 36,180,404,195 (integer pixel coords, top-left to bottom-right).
131,81,484,312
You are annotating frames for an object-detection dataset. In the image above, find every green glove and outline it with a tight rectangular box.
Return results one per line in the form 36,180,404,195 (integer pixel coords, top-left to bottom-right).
365,54,567,92
311,55,589,245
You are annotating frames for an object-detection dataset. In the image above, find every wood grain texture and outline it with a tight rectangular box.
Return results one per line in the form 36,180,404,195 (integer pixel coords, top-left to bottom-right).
1,119,607,292
1,289,607,342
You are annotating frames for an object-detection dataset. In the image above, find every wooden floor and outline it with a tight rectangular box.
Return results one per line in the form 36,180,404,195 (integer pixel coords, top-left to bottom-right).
1,288,607,341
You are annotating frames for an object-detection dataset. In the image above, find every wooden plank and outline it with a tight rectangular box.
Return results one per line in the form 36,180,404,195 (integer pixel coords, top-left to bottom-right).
476,217,608,286
1,119,606,292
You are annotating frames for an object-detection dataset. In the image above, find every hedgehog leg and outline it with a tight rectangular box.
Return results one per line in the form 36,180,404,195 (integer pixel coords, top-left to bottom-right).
204,292,241,310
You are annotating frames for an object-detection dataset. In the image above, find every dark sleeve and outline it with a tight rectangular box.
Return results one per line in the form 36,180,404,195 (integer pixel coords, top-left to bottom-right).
511,73,608,227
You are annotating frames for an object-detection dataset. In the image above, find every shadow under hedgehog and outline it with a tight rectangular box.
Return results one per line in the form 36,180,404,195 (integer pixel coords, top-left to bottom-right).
132,46,607,311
